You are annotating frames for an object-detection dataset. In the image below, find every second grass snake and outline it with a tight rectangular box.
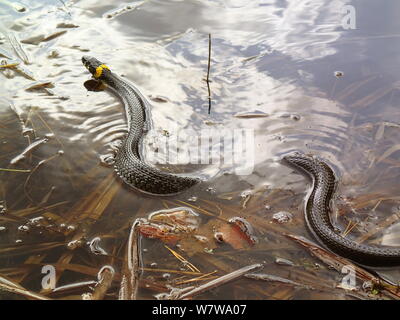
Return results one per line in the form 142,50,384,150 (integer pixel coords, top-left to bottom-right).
282,153,400,267
83,56,400,267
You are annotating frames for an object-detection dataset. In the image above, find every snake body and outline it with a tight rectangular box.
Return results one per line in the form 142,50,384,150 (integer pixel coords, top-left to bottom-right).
82,56,199,195
282,153,400,267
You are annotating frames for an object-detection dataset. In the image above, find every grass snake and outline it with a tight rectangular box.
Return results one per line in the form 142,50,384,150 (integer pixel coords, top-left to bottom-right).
282,153,400,267
82,56,400,267
82,56,200,195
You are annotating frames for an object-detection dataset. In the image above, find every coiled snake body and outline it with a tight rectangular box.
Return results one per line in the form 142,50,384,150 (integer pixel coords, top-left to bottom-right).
282,153,400,267
82,56,199,195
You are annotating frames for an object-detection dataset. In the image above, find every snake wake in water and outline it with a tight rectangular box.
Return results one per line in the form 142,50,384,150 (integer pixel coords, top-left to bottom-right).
82,56,200,195
282,153,400,267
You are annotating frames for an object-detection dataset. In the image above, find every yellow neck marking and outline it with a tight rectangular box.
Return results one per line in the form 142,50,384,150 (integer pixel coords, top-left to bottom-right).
94,64,110,78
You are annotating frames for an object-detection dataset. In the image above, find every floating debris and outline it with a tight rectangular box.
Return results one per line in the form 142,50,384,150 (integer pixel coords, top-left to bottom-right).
245,273,313,290
291,114,301,121
148,95,169,103
278,112,291,118
275,257,295,266
213,232,224,242
203,119,223,126
285,233,400,299
229,217,258,244
217,217,257,249
89,266,115,300
0,58,20,68
10,137,49,165
88,237,108,255
119,219,141,300
240,189,252,208
9,101,32,136
148,207,200,234
0,275,50,300
187,196,198,202
47,49,60,59
8,32,31,64
24,80,54,91
0,201,7,214
234,110,269,118
67,239,83,250
334,71,344,77
56,22,79,29
17,225,30,232
1,0,27,12
103,1,146,19
272,211,293,224
206,187,216,194
176,263,263,300
21,30,67,45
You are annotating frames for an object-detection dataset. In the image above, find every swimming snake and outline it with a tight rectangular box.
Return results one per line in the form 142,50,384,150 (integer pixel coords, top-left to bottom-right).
82,56,199,195
282,153,400,267
82,56,400,267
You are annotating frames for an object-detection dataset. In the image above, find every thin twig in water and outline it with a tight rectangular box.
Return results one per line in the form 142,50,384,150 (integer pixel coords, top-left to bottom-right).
87,266,115,300
0,274,50,300
285,233,400,299
23,152,61,204
119,219,141,300
177,263,263,300
164,245,201,273
245,273,314,290
206,33,212,114
0,168,30,172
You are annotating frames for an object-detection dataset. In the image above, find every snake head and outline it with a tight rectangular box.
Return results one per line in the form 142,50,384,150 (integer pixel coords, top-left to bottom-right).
281,152,316,174
82,56,110,79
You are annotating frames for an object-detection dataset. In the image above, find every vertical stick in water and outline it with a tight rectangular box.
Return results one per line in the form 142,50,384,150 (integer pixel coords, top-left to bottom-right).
206,33,212,114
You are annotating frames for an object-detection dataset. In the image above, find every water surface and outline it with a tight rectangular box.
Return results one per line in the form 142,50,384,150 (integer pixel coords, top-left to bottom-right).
1,0,400,299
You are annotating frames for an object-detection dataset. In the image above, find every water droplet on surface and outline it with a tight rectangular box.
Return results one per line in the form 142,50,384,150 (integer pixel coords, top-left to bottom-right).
334,71,344,77
206,187,216,194
194,235,208,243
18,225,30,232
162,273,171,280
291,114,301,121
67,239,82,250
272,211,293,223
214,232,224,242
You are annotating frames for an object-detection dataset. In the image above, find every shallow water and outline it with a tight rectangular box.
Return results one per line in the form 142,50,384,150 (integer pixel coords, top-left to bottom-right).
1,0,400,299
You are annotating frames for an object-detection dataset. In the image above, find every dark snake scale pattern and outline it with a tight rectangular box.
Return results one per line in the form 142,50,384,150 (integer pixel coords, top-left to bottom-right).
282,153,400,267
82,56,199,195
83,56,400,266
